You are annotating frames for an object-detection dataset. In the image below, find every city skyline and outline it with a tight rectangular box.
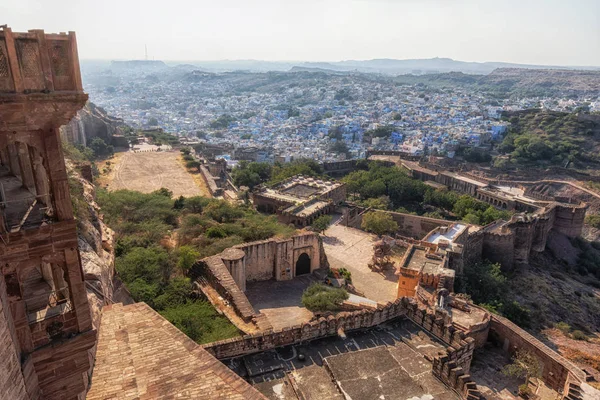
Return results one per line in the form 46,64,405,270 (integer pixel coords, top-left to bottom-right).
2,0,599,66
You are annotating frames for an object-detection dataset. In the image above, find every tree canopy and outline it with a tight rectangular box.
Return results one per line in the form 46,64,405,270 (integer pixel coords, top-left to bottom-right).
361,211,398,236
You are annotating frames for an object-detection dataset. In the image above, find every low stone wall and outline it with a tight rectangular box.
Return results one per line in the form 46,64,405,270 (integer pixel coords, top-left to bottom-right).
488,314,588,394
199,165,222,197
191,256,257,323
202,298,409,360
344,205,450,239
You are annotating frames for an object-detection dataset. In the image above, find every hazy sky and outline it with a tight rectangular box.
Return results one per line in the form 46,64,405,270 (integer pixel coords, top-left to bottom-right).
2,0,599,66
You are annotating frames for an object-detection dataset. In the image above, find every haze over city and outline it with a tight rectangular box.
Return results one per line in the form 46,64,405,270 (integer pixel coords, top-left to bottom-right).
2,0,600,66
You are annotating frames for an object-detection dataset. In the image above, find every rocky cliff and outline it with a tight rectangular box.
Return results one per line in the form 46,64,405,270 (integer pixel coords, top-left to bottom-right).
60,102,128,147
66,162,133,392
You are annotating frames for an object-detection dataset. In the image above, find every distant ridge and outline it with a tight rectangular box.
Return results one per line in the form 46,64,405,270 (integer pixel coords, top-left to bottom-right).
92,57,600,76
111,60,168,71
296,57,600,75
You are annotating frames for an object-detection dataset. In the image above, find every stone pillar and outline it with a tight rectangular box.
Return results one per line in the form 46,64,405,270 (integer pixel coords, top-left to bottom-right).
0,147,10,169
43,129,73,221
64,248,92,332
30,152,50,207
7,143,20,178
17,143,36,194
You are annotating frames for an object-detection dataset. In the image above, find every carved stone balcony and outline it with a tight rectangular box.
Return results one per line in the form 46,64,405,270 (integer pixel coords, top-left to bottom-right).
0,27,88,131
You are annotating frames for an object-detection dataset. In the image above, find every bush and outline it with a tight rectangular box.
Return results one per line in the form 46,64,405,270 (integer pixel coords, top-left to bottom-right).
206,226,227,239
115,246,171,285
585,214,600,229
572,330,588,341
301,283,349,312
160,301,239,344
337,268,352,283
555,322,571,335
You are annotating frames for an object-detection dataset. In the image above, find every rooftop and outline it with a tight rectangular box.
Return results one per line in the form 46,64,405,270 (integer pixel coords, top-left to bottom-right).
231,317,459,400
426,223,466,246
87,302,266,400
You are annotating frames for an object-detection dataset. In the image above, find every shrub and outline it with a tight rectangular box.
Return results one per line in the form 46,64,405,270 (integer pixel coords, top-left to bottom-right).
585,214,600,229
572,330,588,341
338,268,352,283
555,322,571,335
301,283,349,312
206,226,227,239
160,301,240,344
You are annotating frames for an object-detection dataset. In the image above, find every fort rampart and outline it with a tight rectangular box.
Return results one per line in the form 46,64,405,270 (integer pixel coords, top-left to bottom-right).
199,165,222,197
486,310,590,396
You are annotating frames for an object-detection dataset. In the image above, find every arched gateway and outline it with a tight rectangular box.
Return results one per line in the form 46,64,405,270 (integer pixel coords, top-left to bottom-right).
295,253,311,276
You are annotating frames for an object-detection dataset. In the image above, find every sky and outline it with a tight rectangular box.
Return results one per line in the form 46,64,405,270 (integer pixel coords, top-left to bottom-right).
2,0,599,66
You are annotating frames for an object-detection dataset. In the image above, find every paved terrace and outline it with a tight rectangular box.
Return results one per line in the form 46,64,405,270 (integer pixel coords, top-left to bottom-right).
322,224,398,303
229,318,459,400
245,275,316,331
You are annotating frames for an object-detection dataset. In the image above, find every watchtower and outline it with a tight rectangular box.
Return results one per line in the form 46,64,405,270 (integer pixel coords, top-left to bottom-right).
0,27,95,400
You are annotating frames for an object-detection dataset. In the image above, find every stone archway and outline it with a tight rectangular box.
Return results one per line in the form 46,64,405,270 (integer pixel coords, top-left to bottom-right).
295,252,311,276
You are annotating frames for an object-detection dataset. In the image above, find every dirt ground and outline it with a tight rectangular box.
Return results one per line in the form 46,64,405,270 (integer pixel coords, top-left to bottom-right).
322,224,398,303
245,275,316,331
102,150,211,198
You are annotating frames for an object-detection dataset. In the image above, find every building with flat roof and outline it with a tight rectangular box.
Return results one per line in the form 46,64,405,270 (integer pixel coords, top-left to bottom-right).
252,175,346,227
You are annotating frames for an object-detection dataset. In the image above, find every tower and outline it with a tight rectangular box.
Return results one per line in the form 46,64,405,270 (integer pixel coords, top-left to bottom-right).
0,27,95,399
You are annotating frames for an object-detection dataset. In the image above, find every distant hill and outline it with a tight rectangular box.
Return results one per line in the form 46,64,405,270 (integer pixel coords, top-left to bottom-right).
86,57,600,76
296,57,600,75
498,110,600,169
289,65,350,75
483,68,600,97
392,68,600,97
110,60,169,71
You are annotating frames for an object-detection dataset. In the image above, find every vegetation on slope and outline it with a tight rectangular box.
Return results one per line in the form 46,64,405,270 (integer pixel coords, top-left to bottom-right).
497,110,600,168
97,188,295,343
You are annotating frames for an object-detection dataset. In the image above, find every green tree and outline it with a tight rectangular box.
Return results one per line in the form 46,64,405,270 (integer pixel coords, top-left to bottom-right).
177,245,200,274
312,215,332,234
502,350,541,395
361,211,398,236
89,137,114,158
459,261,506,305
329,140,350,158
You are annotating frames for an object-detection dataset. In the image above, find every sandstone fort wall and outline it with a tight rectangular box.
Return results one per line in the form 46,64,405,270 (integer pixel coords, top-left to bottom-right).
345,206,449,239
488,313,587,394
0,274,37,400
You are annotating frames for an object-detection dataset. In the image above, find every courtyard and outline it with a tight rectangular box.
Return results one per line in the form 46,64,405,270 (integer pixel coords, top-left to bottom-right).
245,274,316,331
322,223,399,303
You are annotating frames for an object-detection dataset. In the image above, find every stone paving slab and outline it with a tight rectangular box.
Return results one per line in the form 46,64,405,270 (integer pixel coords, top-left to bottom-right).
322,225,398,303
